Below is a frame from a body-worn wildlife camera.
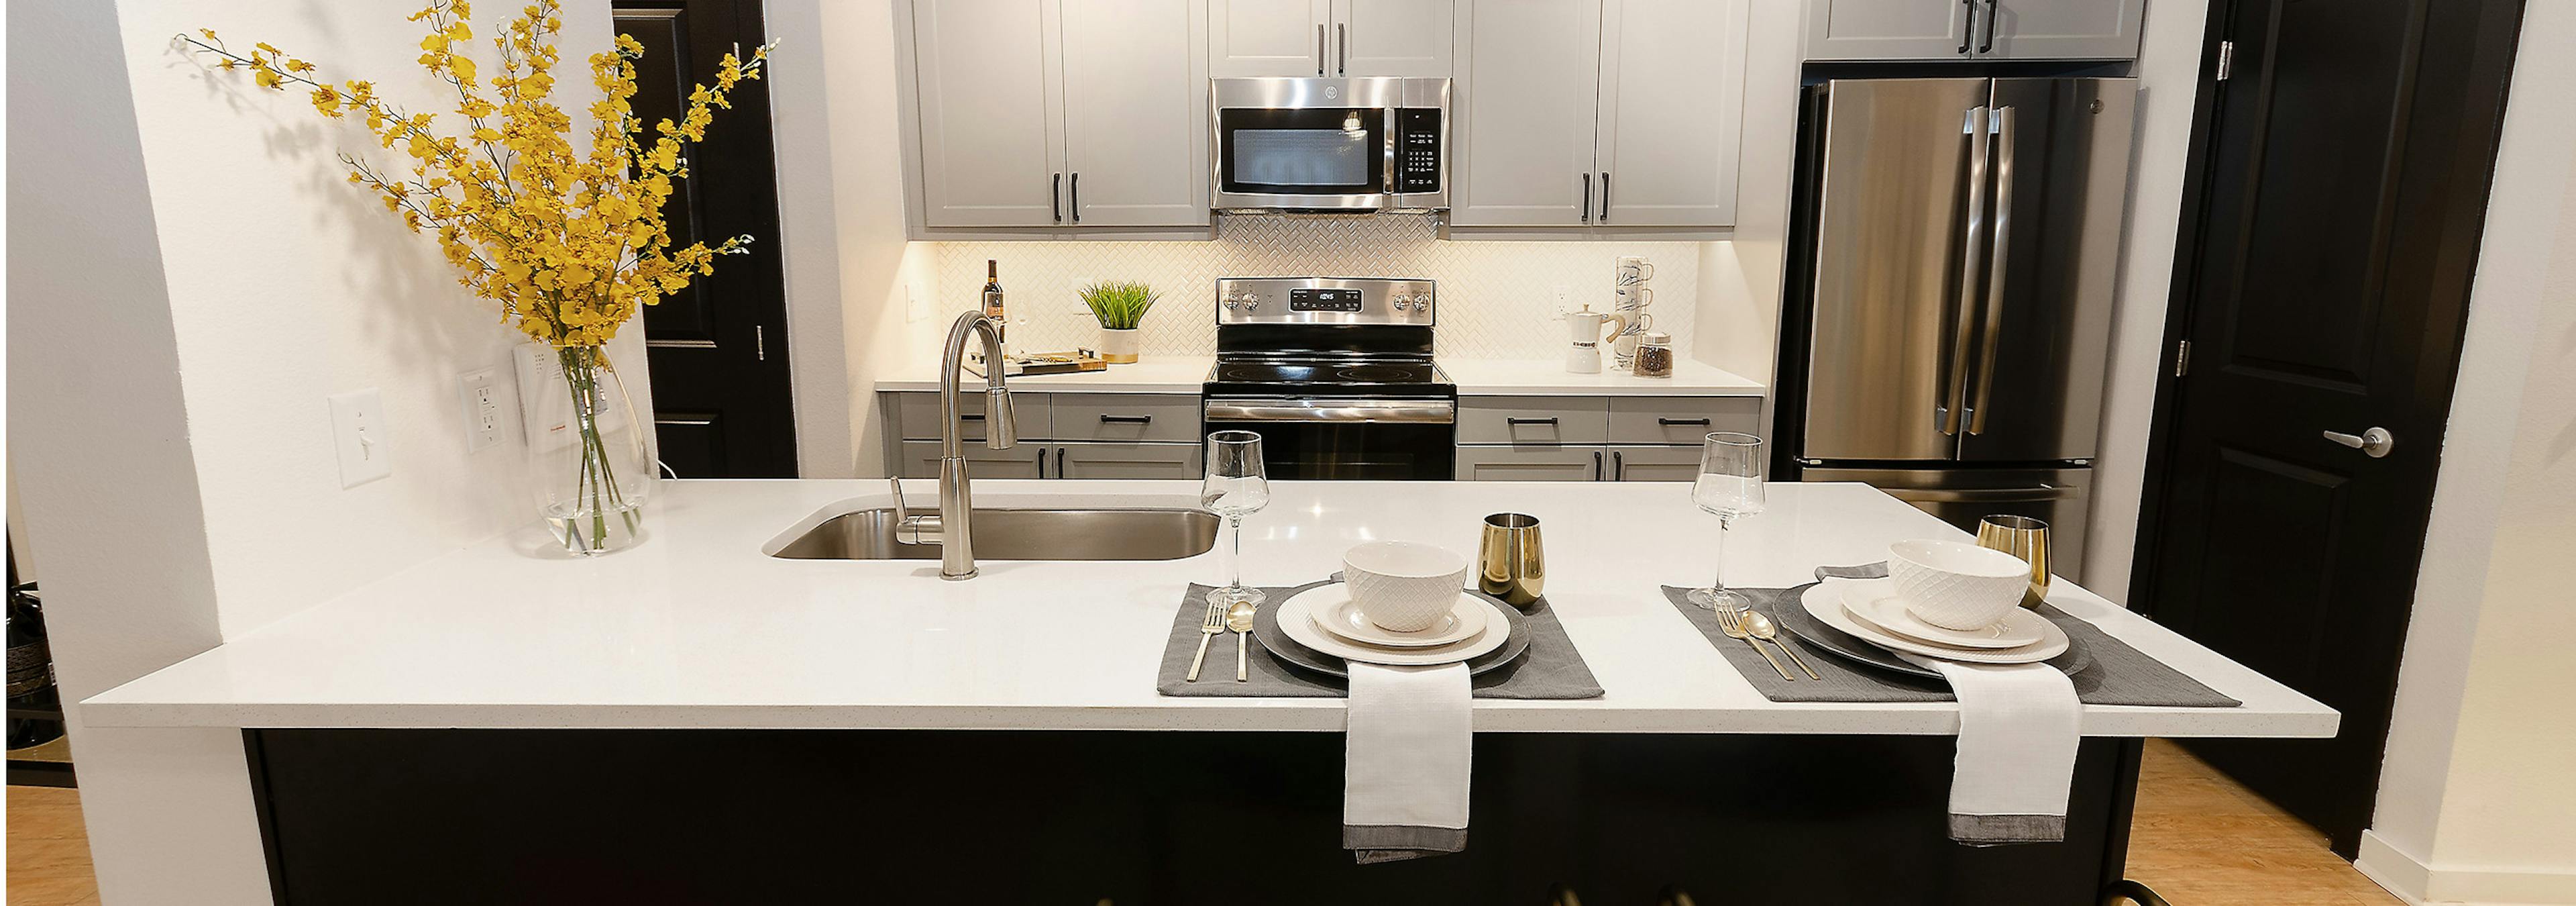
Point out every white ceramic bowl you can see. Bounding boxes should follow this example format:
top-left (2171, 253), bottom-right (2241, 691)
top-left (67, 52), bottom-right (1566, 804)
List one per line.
top-left (1342, 541), bottom-right (1470, 633)
top-left (1886, 539), bottom-right (2033, 631)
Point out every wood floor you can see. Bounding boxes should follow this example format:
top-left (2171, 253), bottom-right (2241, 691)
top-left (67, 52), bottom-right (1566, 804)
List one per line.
top-left (4, 740), bottom-right (2400, 905)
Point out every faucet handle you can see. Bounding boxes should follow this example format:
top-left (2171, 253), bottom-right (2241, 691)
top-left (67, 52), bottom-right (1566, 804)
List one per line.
top-left (890, 478), bottom-right (936, 545)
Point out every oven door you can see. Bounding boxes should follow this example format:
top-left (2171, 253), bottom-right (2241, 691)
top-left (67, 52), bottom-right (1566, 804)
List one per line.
top-left (1203, 398), bottom-right (1456, 480)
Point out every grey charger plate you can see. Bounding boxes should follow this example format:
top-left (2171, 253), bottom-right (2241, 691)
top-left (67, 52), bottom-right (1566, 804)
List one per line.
top-left (1775, 583), bottom-right (2093, 678)
top-left (1251, 583), bottom-right (1532, 678)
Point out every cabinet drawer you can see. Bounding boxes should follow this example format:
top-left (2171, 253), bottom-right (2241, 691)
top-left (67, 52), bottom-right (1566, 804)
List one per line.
top-left (892, 391), bottom-right (1052, 441)
top-left (1052, 442), bottom-right (1203, 480)
top-left (1607, 444), bottom-right (1702, 482)
top-left (1607, 397), bottom-right (1759, 444)
top-left (1458, 397), bottom-right (1609, 444)
top-left (894, 440), bottom-right (1050, 479)
top-left (1454, 445), bottom-right (1607, 482)
top-left (1051, 393), bottom-right (1202, 443)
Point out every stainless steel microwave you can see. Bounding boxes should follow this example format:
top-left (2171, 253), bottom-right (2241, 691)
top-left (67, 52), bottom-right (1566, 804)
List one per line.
top-left (1211, 77), bottom-right (1449, 213)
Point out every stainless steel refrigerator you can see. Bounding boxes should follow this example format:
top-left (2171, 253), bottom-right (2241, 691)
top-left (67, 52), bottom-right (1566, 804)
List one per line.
top-left (1779, 78), bottom-right (2137, 581)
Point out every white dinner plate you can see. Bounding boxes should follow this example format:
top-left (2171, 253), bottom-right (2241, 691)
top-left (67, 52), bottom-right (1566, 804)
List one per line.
top-left (1313, 589), bottom-right (1489, 648)
top-left (1801, 583), bottom-right (2069, 664)
top-left (1837, 578), bottom-right (2046, 650)
top-left (1277, 585), bottom-right (1510, 666)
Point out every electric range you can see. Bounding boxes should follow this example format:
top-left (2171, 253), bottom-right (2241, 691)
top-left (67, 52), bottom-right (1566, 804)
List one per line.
top-left (1201, 276), bottom-right (1456, 480)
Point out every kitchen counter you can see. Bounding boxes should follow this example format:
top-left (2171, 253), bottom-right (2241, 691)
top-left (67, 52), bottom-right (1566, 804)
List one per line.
top-left (872, 356), bottom-right (1767, 396)
top-left (86, 480), bottom-right (2333, 738)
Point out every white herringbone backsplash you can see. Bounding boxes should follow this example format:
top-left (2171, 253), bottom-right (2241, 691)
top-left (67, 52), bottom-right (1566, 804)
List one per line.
top-left (924, 215), bottom-right (1704, 360)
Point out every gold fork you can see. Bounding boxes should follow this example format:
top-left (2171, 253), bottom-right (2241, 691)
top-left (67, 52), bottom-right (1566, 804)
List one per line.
top-left (1717, 605), bottom-right (1793, 681)
top-left (1185, 598), bottom-right (1226, 683)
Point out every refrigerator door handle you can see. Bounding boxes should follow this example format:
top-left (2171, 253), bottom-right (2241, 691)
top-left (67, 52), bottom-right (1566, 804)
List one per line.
top-left (1939, 105), bottom-right (1992, 437)
top-left (1879, 484), bottom-right (2076, 504)
top-left (1966, 105), bottom-right (2016, 436)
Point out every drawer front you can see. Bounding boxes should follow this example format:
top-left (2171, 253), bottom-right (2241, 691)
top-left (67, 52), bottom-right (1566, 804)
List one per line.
top-left (1052, 442), bottom-right (1203, 480)
top-left (1051, 394), bottom-right (1202, 443)
top-left (1607, 444), bottom-right (1703, 482)
top-left (1458, 397), bottom-right (1610, 445)
top-left (892, 391), bottom-right (1053, 442)
top-left (894, 440), bottom-right (1049, 479)
top-left (1607, 397), bottom-right (1760, 444)
top-left (1454, 445), bottom-right (1608, 482)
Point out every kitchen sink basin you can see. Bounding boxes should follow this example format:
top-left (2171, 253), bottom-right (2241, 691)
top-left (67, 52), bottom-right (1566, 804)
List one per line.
top-left (769, 507), bottom-right (1220, 561)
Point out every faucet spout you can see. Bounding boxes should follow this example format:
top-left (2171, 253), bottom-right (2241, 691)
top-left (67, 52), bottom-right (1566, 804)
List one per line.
top-left (920, 311), bottom-right (1015, 579)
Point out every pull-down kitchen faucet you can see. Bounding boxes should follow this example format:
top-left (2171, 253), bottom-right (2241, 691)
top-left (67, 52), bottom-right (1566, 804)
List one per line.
top-left (892, 311), bottom-right (1016, 579)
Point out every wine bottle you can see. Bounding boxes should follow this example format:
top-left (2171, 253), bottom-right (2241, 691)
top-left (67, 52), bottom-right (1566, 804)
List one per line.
top-left (980, 259), bottom-right (1008, 358)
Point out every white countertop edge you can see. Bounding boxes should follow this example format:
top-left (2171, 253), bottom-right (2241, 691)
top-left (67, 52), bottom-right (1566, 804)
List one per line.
top-left (871, 357), bottom-right (1768, 397)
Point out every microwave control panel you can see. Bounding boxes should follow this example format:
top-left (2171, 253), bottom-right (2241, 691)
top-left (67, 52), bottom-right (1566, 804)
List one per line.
top-left (1398, 109), bottom-right (1442, 193)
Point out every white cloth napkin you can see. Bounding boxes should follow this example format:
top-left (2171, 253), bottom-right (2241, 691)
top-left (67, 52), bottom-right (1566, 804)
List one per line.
top-left (1896, 652), bottom-right (2082, 845)
top-left (1342, 661), bottom-right (1472, 863)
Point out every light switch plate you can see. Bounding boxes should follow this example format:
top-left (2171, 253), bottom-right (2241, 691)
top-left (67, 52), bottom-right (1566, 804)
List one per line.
top-left (459, 367), bottom-right (508, 452)
top-left (328, 389), bottom-right (392, 488)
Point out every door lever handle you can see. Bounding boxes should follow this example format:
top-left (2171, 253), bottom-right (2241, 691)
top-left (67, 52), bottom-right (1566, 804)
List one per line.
top-left (2322, 427), bottom-right (2394, 458)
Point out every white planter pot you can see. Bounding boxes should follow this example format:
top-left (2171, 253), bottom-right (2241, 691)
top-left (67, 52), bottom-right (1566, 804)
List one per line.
top-left (1099, 327), bottom-right (1140, 363)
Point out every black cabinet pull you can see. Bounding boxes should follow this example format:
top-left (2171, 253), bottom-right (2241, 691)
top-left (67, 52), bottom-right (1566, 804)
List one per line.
top-left (1506, 417), bottom-right (1558, 426)
top-left (1337, 23), bottom-right (1348, 74)
top-left (1317, 24), bottom-right (1326, 76)
top-left (1958, 0), bottom-right (1975, 54)
top-left (1599, 171), bottom-right (1611, 221)
top-left (1980, 0), bottom-right (1999, 53)
top-left (1056, 447), bottom-right (1067, 476)
top-left (1612, 450), bottom-right (1626, 481)
top-left (1657, 417), bottom-right (1711, 426)
top-left (960, 413), bottom-right (985, 421)
top-left (1069, 172), bottom-right (1081, 223)
top-left (1099, 414), bottom-right (1151, 424)
top-left (1580, 172), bottom-right (1593, 223)
top-left (1035, 446), bottom-right (1047, 479)
top-left (1592, 450), bottom-right (1604, 481)
top-left (1051, 172), bottom-right (1063, 222)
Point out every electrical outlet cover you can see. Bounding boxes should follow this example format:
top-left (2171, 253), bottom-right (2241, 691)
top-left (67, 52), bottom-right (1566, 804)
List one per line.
top-left (329, 389), bottom-right (392, 488)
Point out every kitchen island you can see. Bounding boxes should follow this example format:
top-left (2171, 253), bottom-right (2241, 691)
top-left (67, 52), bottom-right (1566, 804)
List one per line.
top-left (89, 480), bottom-right (2334, 904)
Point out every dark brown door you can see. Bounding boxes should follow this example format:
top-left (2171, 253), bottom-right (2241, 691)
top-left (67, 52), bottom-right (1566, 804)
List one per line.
top-left (2132, 0), bottom-right (2524, 854)
top-left (618, 0), bottom-right (798, 477)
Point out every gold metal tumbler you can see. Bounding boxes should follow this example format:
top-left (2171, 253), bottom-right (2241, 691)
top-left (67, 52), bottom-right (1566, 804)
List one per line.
top-left (1478, 513), bottom-right (1546, 609)
top-left (1976, 515), bottom-right (2051, 608)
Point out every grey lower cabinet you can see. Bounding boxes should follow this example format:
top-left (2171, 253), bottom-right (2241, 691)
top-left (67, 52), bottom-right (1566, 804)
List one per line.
top-left (1052, 441), bottom-right (1203, 479)
top-left (894, 440), bottom-right (1049, 479)
top-left (882, 391), bottom-right (1202, 480)
top-left (1605, 444), bottom-right (1702, 482)
top-left (1455, 444), bottom-right (1607, 481)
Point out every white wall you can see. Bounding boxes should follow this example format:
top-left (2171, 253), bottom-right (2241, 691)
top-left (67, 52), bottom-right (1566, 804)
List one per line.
top-left (2082, 0), bottom-right (2208, 603)
top-left (2359, 5), bottom-right (2576, 903)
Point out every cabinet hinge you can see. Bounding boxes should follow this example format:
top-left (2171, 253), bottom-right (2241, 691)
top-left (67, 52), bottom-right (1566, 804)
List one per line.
top-left (2174, 339), bottom-right (2193, 377)
top-left (2215, 40), bottom-right (2235, 81)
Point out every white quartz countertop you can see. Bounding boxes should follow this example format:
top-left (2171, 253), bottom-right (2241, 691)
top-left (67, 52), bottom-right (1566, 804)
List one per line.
top-left (85, 480), bottom-right (2334, 738)
top-left (874, 357), bottom-right (1765, 397)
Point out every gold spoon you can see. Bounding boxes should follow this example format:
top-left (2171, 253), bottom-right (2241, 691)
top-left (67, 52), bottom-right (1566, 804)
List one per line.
top-left (1743, 609), bottom-right (1821, 680)
top-left (1226, 601), bottom-right (1258, 683)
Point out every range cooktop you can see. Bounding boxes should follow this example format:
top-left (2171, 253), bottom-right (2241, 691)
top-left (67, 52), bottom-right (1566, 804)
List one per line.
top-left (1203, 356), bottom-right (1454, 398)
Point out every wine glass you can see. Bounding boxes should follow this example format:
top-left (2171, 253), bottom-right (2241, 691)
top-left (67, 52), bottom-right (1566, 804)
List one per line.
top-left (1201, 430), bottom-right (1271, 609)
top-left (1685, 432), bottom-right (1767, 611)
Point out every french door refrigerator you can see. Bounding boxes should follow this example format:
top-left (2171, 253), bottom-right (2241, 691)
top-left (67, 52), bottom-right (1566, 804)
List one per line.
top-left (1777, 78), bottom-right (2137, 581)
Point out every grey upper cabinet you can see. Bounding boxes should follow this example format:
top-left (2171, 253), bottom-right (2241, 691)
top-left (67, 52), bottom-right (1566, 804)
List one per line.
top-left (1210, 0), bottom-right (1450, 77)
top-left (1451, 0), bottom-right (1746, 230)
top-left (1448, 0), bottom-right (1605, 227)
top-left (908, 0), bottom-right (1209, 229)
top-left (1805, 0), bottom-right (2142, 62)
top-left (910, 0), bottom-right (1066, 227)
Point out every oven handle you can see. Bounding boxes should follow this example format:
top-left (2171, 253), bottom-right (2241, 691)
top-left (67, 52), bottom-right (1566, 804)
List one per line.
top-left (1203, 398), bottom-right (1457, 424)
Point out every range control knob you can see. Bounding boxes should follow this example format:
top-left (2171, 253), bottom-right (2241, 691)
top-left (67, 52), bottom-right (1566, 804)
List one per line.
top-left (1224, 298), bottom-right (1240, 309)
top-left (1391, 299), bottom-right (1410, 311)
top-left (1244, 299), bottom-right (1260, 310)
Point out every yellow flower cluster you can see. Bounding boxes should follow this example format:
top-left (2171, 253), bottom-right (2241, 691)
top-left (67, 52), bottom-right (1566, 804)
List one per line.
top-left (183, 1), bottom-right (772, 348)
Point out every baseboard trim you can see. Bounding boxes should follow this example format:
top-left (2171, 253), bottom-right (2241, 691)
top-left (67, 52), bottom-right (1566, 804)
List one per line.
top-left (2357, 829), bottom-right (2576, 905)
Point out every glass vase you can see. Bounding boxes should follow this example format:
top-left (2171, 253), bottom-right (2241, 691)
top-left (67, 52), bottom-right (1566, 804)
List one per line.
top-left (529, 344), bottom-right (653, 554)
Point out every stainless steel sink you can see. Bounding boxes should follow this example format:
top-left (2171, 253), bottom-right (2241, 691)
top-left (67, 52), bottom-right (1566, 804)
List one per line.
top-left (771, 507), bottom-right (1220, 561)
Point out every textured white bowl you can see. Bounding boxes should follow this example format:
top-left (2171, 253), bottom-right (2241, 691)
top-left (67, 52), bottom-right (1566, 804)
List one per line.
top-left (1886, 539), bottom-right (2032, 631)
top-left (1342, 542), bottom-right (1471, 633)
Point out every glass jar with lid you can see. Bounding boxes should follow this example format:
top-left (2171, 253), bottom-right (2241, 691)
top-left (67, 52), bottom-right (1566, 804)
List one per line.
top-left (1633, 331), bottom-right (1675, 378)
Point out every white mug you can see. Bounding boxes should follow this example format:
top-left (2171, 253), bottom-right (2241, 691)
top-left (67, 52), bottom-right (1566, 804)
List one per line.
top-left (1615, 285), bottom-right (1654, 309)
top-left (1617, 256), bottom-right (1656, 285)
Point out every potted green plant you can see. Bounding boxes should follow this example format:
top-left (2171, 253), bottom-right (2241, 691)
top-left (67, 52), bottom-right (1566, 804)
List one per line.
top-left (1080, 281), bottom-right (1157, 364)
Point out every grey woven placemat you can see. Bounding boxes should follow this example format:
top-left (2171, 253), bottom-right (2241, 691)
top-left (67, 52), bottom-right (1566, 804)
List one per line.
top-left (1157, 580), bottom-right (1603, 699)
top-left (1662, 579), bottom-right (2238, 707)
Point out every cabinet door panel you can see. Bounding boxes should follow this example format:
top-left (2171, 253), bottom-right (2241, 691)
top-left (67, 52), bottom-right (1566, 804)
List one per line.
top-left (1804, 0), bottom-right (1975, 61)
top-left (912, 0), bottom-right (1065, 226)
top-left (1063, 0), bottom-right (1211, 226)
top-left (1984, 0), bottom-right (2145, 60)
top-left (897, 440), bottom-right (1051, 479)
top-left (1210, 0), bottom-right (1330, 76)
top-left (1595, 0), bottom-right (1746, 227)
top-left (1448, 0), bottom-right (1604, 227)
top-left (1053, 442), bottom-right (1203, 479)
top-left (1606, 444), bottom-right (1697, 482)
top-left (1332, 0), bottom-right (1453, 77)
top-left (1455, 446), bottom-right (1607, 481)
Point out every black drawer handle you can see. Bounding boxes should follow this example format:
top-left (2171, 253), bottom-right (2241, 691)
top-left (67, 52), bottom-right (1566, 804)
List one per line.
top-left (1099, 415), bottom-right (1152, 424)
top-left (1507, 417), bottom-right (1560, 426)
top-left (1657, 417), bottom-right (1711, 427)
top-left (961, 413), bottom-right (985, 421)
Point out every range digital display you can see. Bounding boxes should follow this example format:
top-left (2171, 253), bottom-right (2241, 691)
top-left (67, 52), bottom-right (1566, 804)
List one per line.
top-left (1289, 288), bottom-right (1364, 311)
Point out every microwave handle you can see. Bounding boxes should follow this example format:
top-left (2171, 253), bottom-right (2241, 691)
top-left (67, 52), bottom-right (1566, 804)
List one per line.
top-left (1384, 108), bottom-right (1400, 195)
